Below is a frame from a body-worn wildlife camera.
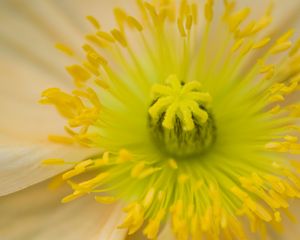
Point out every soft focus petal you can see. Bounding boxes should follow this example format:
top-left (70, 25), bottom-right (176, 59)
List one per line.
top-left (0, 179), bottom-right (124, 240)
top-left (96, 204), bottom-right (128, 240)
top-left (0, 0), bottom-right (126, 139)
top-left (0, 137), bottom-right (99, 196)
top-left (158, 222), bottom-right (174, 240)
top-left (267, 202), bottom-right (300, 240)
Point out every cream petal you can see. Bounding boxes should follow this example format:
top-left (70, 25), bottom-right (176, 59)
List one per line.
top-left (56, 0), bottom-right (133, 30)
top-left (158, 222), bottom-right (174, 240)
top-left (266, 202), bottom-right (300, 240)
top-left (0, 0), bottom-right (83, 140)
top-left (96, 204), bottom-right (128, 240)
top-left (0, 58), bottom-right (70, 141)
top-left (0, 179), bottom-right (122, 240)
top-left (0, 138), bottom-right (100, 196)
top-left (0, 0), bottom-right (108, 196)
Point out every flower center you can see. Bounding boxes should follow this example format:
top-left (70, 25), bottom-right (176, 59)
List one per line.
top-left (148, 75), bottom-right (216, 157)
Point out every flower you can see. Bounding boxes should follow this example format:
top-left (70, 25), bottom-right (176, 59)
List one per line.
top-left (1, 0), bottom-right (300, 239)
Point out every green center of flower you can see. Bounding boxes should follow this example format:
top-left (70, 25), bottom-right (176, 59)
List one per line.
top-left (148, 75), bottom-right (216, 157)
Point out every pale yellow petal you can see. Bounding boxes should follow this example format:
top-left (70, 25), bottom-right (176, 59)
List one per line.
top-left (0, 138), bottom-right (99, 196)
top-left (0, 180), bottom-right (121, 240)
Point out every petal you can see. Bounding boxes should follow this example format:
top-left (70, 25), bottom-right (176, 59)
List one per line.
top-left (0, 138), bottom-right (100, 196)
top-left (0, 179), bottom-right (124, 240)
top-left (0, 0), bottom-right (83, 140)
top-left (96, 204), bottom-right (128, 240)
top-left (0, 58), bottom-right (70, 141)
top-left (158, 222), bottom-right (174, 240)
top-left (268, 202), bottom-right (300, 240)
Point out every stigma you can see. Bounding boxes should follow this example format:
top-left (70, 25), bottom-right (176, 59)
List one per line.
top-left (148, 75), bottom-right (216, 157)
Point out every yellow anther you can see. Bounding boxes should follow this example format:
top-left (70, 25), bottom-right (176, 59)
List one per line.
top-left (48, 135), bottom-right (75, 144)
top-left (253, 37), bottom-right (271, 49)
top-left (265, 142), bottom-right (283, 151)
top-left (119, 149), bottom-right (132, 162)
top-left (236, 21), bottom-right (255, 38)
top-left (228, 8), bottom-right (250, 32)
top-left (66, 65), bottom-right (91, 85)
top-left (168, 159), bottom-right (178, 169)
top-left (283, 182), bottom-right (300, 198)
top-left (120, 202), bottom-right (145, 235)
top-left (157, 191), bottom-right (165, 202)
top-left (274, 211), bottom-right (282, 222)
top-left (191, 3), bottom-right (198, 24)
top-left (268, 94), bottom-right (284, 103)
top-left (205, 0), bottom-right (214, 22)
top-left (289, 39), bottom-right (300, 56)
top-left (268, 105), bottom-right (281, 114)
top-left (86, 15), bottom-right (101, 29)
top-left (223, 0), bottom-right (236, 20)
top-left (240, 41), bottom-right (254, 56)
top-left (185, 15), bottom-right (193, 30)
top-left (231, 38), bottom-right (244, 52)
top-left (143, 209), bottom-right (166, 239)
top-left (143, 188), bottom-right (155, 208)
top-left (245, 198), bottom-right (272, 222)
top-left (42, 158), bottom-right (65, 165)
top-left (79, 172), bottom-right (109, 189)
top-left (95, 196), bottom-right (117, 204)
top-left (284, 135), bottom-right (298, 143)
top-left (95, 79), bottom-right (109, 89)
top-left (114, 8), bottom-right (127, 28)
top-left (269, 190), bottom-right (289, 208)
top-left (83, 61), bottom-right (100, 76)
top-left (96, 31), bottom-right (115, 42)
top-left (102, 152), bottom-right (110, 164)
top-left (84, 47), bottom-right (108, 66)
top-left (63, 168), bottom-right (85, 180)
top-left (61, 191), bottom-right (84, 203)
top-left (231, 186), bottom-right (248, 199)
top-left (277, 29), bottom-right (294, 43)
top-left (127, 16), bottom-right (143, 31)
top-left (55, 43), bottom-right (74, 56)
top-left (260, 64), bottom-right (274, 74)
top-left (252, 16), bottom-right (272, 33)
top-left (144, 2), bottom-right (160, 25)
top-left (270, 41), bottom-right (292, 54)
top-left (291, 160), bottom-right (300, 173)
top-left (179, 0), bottom-right (188, 19)
top-left (85, 34), bottom-right (106, 48)
top-left (138, 167), bottom-right (161, 179)
top-left (177, 17), bottom-right (186, 37)
top-left (111, 29), bottom-right (127, 47)
top-left (62, 160), bottom-right (93, 180)
top-left (131, 162), bottom-right (146, 177)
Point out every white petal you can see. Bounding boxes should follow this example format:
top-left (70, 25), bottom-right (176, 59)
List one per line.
top-left (0, 180), bottom-right (123, 240)
top-left (0, 138), bottom-right (99, 196)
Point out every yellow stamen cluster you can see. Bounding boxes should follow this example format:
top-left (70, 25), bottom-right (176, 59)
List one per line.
top-left (41, 0), bottom-right (300, 239)
top-left (40, 87), bottom-right (101, 146)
